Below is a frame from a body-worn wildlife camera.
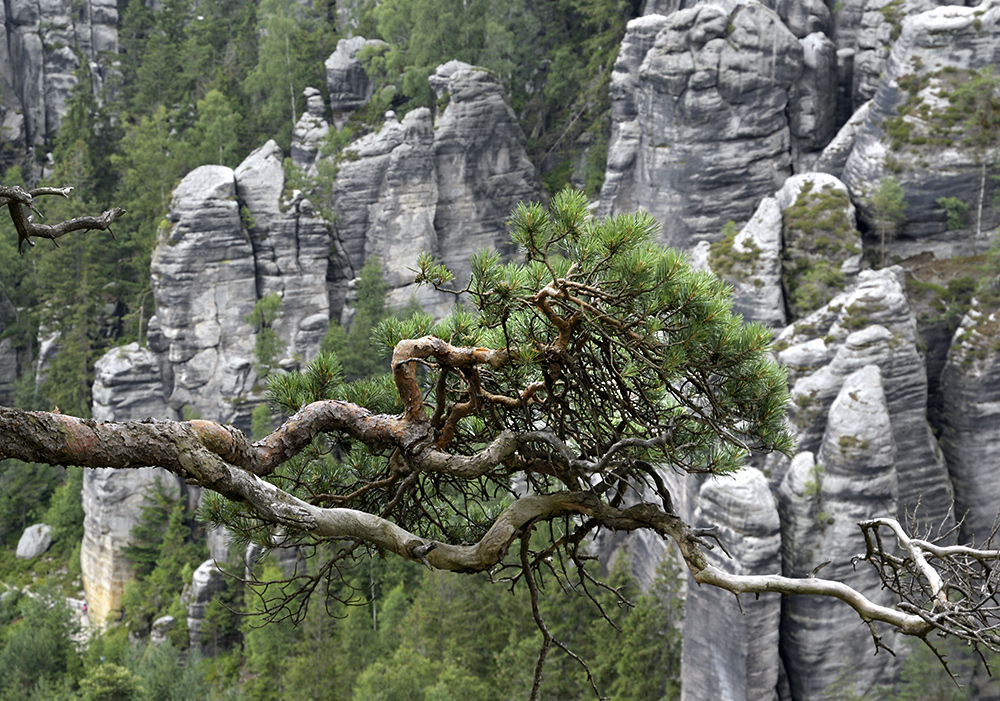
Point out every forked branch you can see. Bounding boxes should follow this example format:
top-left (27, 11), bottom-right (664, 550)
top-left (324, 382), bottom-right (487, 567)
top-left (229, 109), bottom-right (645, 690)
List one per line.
top-left (0, 184), bottom-right (125, 253)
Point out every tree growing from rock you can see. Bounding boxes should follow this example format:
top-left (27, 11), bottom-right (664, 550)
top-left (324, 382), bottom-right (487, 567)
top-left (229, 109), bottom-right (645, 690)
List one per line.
top-left (2, 187), bottom-right (1000, 694)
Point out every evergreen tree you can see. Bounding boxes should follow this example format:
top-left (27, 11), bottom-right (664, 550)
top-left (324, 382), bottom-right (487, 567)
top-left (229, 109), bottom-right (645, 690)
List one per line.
top-left (320, 258), bottom-right (396, 381)
top-left (186, 89), bottom-right (243, 168)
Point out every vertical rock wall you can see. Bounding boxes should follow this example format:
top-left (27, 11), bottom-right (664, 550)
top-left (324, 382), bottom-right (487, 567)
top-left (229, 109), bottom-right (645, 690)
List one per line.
top-left (680, 469), bottom-right (782, 701)
top-left (84, 342), bottom-right (178, 624)
top-left (779, 366), bottom-right (899, 699)
top-left (0, 0), bottom-right (118, 169)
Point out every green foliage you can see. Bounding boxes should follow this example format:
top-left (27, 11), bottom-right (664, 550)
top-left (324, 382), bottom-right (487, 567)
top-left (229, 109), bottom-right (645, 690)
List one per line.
top-left (870, 176), bottom-right (907, 268)
top-left (709, 220), bottom-right (758, 280)
top-left (321, 258), bottom-right (397, 381)
top-left (186, 90), bottom-right (243, 167)
top-left (610, 561), bottom-right (683, 701)
top-left (0, 460), bottom-right (60, 546)
top-left (0, 588), bottom-right (81, 696)
top-left (42, 466), bottom-right (85, 546)
top-left (937, 196), bottom-right (970, 230)
top-left (122, 480), bottom-right (206, 635)
top-left (244, 0), bottom-right (339, 149)
top-left (79, 663), bottom-right (146, 701)
top-left (245, 293), bottom-right (286, 376)
top-left (361, 0), bottom-right (634, 173)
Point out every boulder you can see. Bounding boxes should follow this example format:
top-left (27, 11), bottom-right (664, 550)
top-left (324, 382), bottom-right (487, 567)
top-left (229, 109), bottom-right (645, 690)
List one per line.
top-left (150, 615), bottom-right (175, 645)
top-left (16, 523), bottom-right (53, 559)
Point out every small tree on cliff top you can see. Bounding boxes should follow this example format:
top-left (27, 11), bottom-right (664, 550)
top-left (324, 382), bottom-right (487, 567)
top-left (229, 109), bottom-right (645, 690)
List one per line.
top-left (2, 185), bottom-right (998, 695)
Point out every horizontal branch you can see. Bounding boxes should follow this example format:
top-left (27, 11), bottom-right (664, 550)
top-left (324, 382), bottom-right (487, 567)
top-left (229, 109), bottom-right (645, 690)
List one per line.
top-left (693, 565), bottom-right (932, 637)
top-left (1, 183), bottom-right (126, 253)
top-left (0, 405), bottom-right (959, 642)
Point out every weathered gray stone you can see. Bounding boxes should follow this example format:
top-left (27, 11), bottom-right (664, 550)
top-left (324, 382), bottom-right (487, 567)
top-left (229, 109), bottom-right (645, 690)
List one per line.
top-left (940, 303), bottom-right (1000, 545)
top-left (853, 0), bottom-right (956, 109)
top-left (599, 14), bottom-right (672, 221)
top-left (707, 196), bottom-right (786, 328)
top-left (842, 3), bottom-right (1000, 259)
top-left (779, 365), bottom-right (899, 700)
top-left (151, 165), bottom-right (258, 427)
top-left (599, 4), bottom-right (802, 248)
top-left (681, 468), bottom-right (781, 701)
top-left (329, 62), bottom-right (543, 317)
top-left (150, 615), bottom-right (175, 645)
top-left (432, 65), bottom-right (543, 286)
top-left (290, 87), bottom-right (330, 175)
top-left (84, 342), bottom-right (177, 626)
top-left (0, 0), bottom-right (118, 162)
top-left (776, 172), bottom-right (862, 320)
top-left (184, 559), bottom-right (228, 652)
top-left (16, 523), bottom-right (53, 559)
top-left (788, 32), bottom-right (839, 171)
top-left (235, 141), bottom-right (331, 363)
top-left (331, 108), bottom-right (445, 315)
top-left (814, 100), bottom-right (871, 177)
top-left (775, 269), bottom-right (954, 532)
top-left (325, 36), bottom-right (386, 129)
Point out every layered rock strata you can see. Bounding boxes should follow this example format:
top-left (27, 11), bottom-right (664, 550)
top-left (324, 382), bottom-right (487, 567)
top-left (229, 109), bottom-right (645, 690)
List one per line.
top-left (0, 0), bottom-right (118, 166)
top-left (779, 365), bottom-right (899, 699)
top-left (940, 303), bottom-right (1000, 545)
top-left (325, 36), bottom-right (386, 130)
top-left (774, 269), bottom-right (953, 533)
top-left (680, 468), bottom-right (781, 701)
top-left (85, 342), bottom-right (178, 624)
top-left (599, 4), bottom-right (807, 247)
top-left (841, 3), bottom-right (1000, 258)
top-left (330, 61), bottom-right (544, 315)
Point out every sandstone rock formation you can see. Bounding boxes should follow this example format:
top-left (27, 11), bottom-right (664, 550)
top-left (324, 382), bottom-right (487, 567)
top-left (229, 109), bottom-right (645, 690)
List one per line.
top-left (0, 0), bottom-right (118, 169)
top-left (149, 165), bottom-right (260, 428)
top-left (940, 303), bottom-right (1000, 545)
top-left (84, 342), bottom-right (178, 624)
top-left (707, 197), bottom-right (786, 328)
top-left (325, 36), bottom-right (387, 131)
top-left (599, 4), bottom-right (807, 247)
top-left (841, 3), bottom-right (1000, 259)
top-left (680, 468), bottom-right (781, 701)
top-left (776, 172), bottom-right (862, 320)
top-left (330, 61), bottom-right (544, 315)
top-left (774, 269), bottom-right (954, 534)
top-left (779, 366), bottom-right (899, 699)
top-left (291, 87), bottom-right (331, 176)
top-left (185, 559), bottom-right (229, 653)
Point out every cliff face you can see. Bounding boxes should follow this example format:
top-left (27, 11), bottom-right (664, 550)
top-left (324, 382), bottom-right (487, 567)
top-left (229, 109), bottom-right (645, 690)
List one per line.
top-left (330, 61), bottom-right (545, 317)
top-left (84, 342), bottom-right (178, 624)
top-left (600, 4), bottom-right (806, 246)
top-left (0, 0), bottom-right (117, 171)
